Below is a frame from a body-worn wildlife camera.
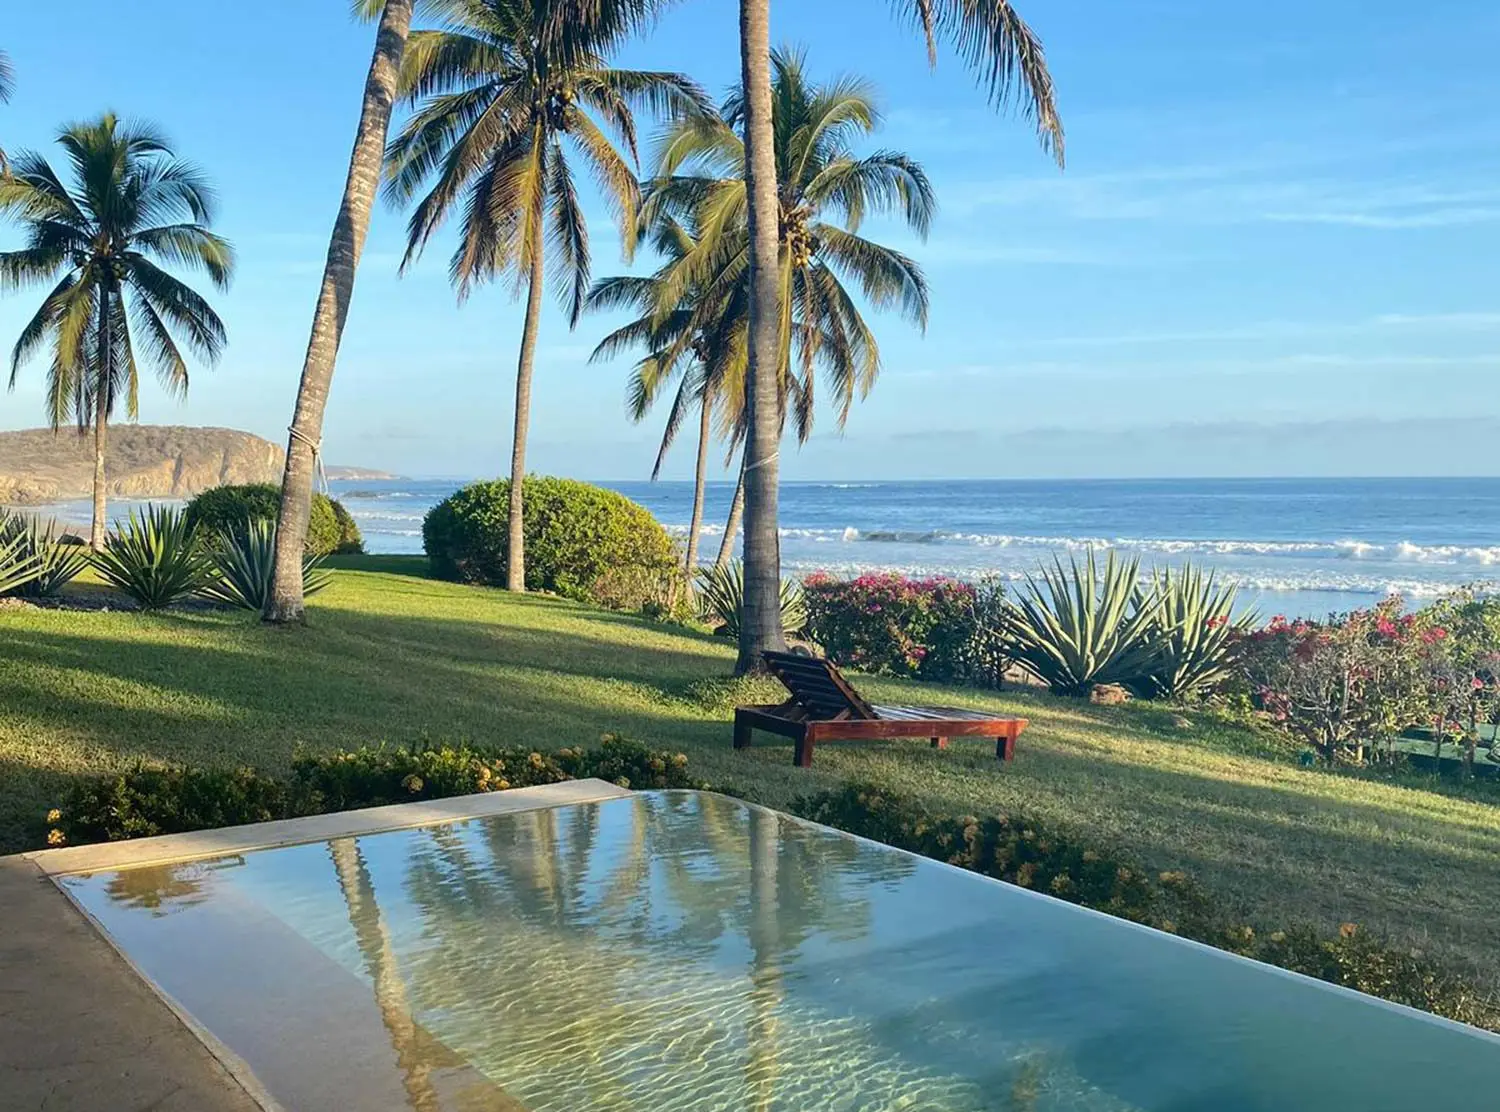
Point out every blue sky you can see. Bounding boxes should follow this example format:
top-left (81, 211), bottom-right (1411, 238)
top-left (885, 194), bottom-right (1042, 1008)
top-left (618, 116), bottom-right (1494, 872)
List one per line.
top-left (3, 0), bottom-right (1498, 479)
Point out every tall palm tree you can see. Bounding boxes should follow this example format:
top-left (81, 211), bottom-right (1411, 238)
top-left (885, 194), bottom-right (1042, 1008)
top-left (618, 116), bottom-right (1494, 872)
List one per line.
top-left (587, 213), bottom-right (744, 583)
top-left (265, 0), bottom-right (415, 624)
top-left (0, 115), bottom-right (233, 549)
top-left (384, 0), bottom-right (705, 593)
top-left (603, 51), bottom-right (933, 581)
top-left (732, 0), bottom-right (1063, 673)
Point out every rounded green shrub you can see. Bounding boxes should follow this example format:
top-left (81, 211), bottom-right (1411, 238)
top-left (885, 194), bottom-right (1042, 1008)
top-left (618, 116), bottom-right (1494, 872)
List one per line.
top-left (327, 498), bottom-right (365, 554)
top-left (423, 476), bottom-right (676, 605)
top-left (183, 483), bottom-right (355, 557)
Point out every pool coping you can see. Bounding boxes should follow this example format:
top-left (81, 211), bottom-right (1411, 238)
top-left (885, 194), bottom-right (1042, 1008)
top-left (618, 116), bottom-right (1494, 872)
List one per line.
top-left (1, 779), bottom-right (634, 1112)
top-left (21, 777), bottom-right (635, 876)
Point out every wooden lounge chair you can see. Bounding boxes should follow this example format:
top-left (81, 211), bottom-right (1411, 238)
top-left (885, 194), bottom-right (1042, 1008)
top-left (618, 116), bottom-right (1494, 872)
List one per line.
top-left (734, 650), bottom-right (1028, 768)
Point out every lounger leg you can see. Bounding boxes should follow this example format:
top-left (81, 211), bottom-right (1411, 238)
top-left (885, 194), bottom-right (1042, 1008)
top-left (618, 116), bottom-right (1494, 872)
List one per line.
top-left (733, 712), bottom-right (753, 750)
top-left (795, 728), bottom-right (814, 768)
top-left (930, 736), bottom-right (948, 749)
top-left (996, 728), bottom-right (1017, 762)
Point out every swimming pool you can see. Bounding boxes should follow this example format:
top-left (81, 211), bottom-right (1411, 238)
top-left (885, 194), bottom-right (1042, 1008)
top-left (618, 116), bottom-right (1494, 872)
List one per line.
top-left (61, 791), bottom-right (1500, 1110)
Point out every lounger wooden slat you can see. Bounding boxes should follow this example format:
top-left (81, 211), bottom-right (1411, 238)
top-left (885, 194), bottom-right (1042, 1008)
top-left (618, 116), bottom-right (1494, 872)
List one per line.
top-left (734, 651), bottom-right (1027, 767)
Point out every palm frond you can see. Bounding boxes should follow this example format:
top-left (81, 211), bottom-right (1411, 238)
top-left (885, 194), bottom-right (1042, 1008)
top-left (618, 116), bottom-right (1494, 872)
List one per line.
top-left (130, 223), bottom-right (234, 288)
top-left (805, 151), bottom-right (935, 236)
top-left (898, 0), bottom-right (1063, 163)
top-left (123, 256), bottom-right (228, 361)
top-left (545, 143), bottom-right (590, 325)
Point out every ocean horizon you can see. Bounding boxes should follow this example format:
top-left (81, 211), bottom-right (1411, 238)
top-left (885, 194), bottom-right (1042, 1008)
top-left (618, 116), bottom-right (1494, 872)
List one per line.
top-left (29, 475), bottom-right (1500, 621)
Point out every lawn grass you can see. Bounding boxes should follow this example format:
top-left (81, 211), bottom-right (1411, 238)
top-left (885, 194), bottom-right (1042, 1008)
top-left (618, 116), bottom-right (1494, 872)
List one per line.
top-left (3, 558), bottom-right (1499, 990)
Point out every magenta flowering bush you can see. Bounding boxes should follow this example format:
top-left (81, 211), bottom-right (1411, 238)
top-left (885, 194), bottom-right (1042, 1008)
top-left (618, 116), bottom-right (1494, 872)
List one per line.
top-left (1238, 592), bottom-right (1500, 767)
top-left (801, 571), bottom-right (1007, 686)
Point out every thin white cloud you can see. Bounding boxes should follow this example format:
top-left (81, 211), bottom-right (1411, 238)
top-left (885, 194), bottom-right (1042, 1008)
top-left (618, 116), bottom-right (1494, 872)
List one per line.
top-left (1025, 310), bottom-right (1500, 349)
top-left (950, 162), bottom-right (1500, 230)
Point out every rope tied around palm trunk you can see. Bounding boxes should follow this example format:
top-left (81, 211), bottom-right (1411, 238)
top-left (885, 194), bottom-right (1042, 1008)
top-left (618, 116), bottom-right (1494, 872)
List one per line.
top-left (288, 425), bottom-right (329, 495)
top-left (744, 449), bottom-right (779, 474)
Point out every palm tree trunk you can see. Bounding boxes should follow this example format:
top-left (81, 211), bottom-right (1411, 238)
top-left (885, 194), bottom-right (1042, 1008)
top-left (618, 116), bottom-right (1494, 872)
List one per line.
top-left (506, 221), bottom-right (547, 593)
top-left (714, 453), bottom-right (746, 573)
top-left (89, 286), bottom-right (112, 551)
top-left (264, 0), bottom-right (413, 624)
top-left (735, 0), bottom-right (787, 673)
top-left (683, 391), bottom-right (711, 583)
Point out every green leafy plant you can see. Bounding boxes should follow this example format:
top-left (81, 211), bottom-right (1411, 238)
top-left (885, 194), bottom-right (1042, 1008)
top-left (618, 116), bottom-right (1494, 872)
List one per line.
top-left (183, 483), bottom-right (351, 557)
top-left (92, 505), bottom-right (212, 609)
top-left (0, 519), bottom-right (43, 596)
top-left (17, 518), bottom-right (89, 598)
top-left (423, 477), bottom-right (677, 604)
top-left (696, 560), bottom-right (806, 640)
top-left (48, 736), bottom-right (700, 847)
top-left (1004, 549), bottom-right (1164, 695)
top-left (0, 511), bottom-right (90, 598)
top-left (50, 766), bottom-right (298, 844)
top-left (1136, 563), bottom-right (1255, 699)
top-left (200, 519), bottom-right (331, 612)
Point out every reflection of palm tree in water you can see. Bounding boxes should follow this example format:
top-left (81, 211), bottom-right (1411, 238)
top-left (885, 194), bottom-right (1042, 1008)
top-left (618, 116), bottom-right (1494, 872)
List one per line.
top-left (746, 805), bottom-right (782, 1112)
top-left (330, 837), bottom-right (444, 1112)
top-left (387, 797), bottom-right (1037, 1110)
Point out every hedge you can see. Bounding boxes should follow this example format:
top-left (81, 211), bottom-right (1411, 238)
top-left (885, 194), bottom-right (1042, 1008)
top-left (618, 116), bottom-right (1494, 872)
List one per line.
top-left (46, 735), bottom-right (698, 846)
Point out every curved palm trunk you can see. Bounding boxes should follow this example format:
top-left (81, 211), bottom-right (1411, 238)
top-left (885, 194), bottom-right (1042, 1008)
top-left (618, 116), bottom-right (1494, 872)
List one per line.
top-left (683, 391), bottom-right (712, 584)
top-left (735, 0), bottom-right (787, 673)
top-left (714, 452), bottom-right (746, 573)
top-left (89, 286), bottom-right (112, 550)
top-left (507, 225), bottom-right (547, 593)
top-left (264, 0), bottom-right (413, 623)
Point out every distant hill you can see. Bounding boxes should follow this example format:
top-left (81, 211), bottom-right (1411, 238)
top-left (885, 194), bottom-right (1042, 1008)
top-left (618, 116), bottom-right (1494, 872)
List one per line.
top-left (0, 425), bottom-right (286, 504)
top-left (325, 465), bottom-right (401, 481)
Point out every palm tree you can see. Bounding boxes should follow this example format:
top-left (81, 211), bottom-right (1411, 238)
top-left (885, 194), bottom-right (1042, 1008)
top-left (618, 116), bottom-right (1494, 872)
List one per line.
top-left (587, 213), bottom-right (744, 584)
top-left (600, 51), bottom-right (933, 581)
top-left (382, 0), bottom-right (705, 593)
top-left (0, 50), bottom-right (15, 177)
top-left (0, 115), bottom-right (233, 549)
top-left (731, 0), bottom-right (1063, 673)
top-left (265, 0), bottom-right (414, 624)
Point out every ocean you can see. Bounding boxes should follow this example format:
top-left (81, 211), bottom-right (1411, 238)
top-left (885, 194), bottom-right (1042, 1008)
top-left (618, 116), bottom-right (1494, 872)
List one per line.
top-left (30, 477), bottom-right (1500, 619)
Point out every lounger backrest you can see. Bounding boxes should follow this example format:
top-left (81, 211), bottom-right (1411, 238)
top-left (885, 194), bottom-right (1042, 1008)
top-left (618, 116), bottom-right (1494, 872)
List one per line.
top-left (762, 651), bottom-right (878, 720)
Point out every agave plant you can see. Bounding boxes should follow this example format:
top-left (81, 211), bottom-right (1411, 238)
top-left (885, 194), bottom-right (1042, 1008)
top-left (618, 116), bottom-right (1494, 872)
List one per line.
top-left (1003, 549), bottom-right (1164, 696)
top-left (1135, 563), bottom-right (1256, 699)
top-left (697, 561), bottom-right (806, 641)
top-left (201, 520), bottom-right (330, 611)
top-left (92, 505), bottom-right (211, 610)
top-left (0, 520), bottom-right (43, 596)
top-left (0, 511), bottom-right (89, 598)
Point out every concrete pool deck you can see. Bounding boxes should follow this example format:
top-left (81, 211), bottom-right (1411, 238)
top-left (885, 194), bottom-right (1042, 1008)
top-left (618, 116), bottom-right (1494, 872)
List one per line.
top-left (0, 779), bottom-right (633, 1112)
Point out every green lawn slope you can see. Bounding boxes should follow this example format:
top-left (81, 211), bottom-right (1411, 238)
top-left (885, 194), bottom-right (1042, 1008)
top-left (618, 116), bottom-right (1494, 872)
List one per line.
top-left (3, 557), bottom-right (1497, 991)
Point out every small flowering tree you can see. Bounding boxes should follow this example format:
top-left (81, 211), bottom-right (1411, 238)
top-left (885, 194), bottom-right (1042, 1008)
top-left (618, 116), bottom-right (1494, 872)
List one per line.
top-left (1243, 599), bottom-right (1437, 765)
top-left (1421, 587), bottom-right (1500, 772)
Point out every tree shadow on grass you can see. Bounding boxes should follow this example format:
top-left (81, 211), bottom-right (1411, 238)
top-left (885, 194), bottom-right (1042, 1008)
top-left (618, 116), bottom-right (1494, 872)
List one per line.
top-left (0, 612), bottom-right (751, 791)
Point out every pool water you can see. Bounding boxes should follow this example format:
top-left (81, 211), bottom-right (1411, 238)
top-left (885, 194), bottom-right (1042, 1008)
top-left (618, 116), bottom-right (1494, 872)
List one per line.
top-left (63, 792), bottom-right (1500, 1111)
